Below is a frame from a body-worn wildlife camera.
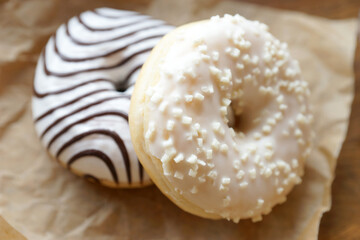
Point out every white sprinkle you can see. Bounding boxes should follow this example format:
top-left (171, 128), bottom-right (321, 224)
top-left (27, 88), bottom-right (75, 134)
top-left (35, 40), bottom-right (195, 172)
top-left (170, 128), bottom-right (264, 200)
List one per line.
top-left (188, 169), bottom-right (197, 177)
top-left (233, 160), bottom-right (241, 170)
top-left (244, 74), bottom-right (253, 82)
top-left (249, 168), bottom-right (257, 179)
top-left (242, 54), bottom-right (250, 63)
top-left (253, 132), bottom-right (261, 140)
top-left (185, 133), bottom-right (193, 141)
top-left (174, 153), bottom-right (184, 163)
top-left (172, 93), bottom-right (181, 103)
top-left (219, 184), bottom-right (229, 192)
top-left (264, 150), bottom-right (273, 161)
top-left (239, 181), bottom-right (248, 189)
top-left (252, 67), bottom-right (261, 75)
top-left (194, 92), bottom-right (205, 101)
top-left (291, 159), bottom-right (299, 168)
top-left (209, 66), bottom-right (222, 78)
top-left (185, 94), bottom-right (193, 103)
top-left (150, 92), bottom-right (163, 104)
top-left (220, 106), bottom-right (228, 117)
top-left (145, 87), bottom-right (154, 96)
top-left (174, 171), bottom-right (184, 180)
top-left (262, 125), bottom-right (272, 134)
top-left (254, 155), bottom-right (261, 164)
top-left (222, 177), bottom-right (231, 185)
top-left (200, 129), bottom-right (208, 138)
top-left (212, 122), bottom-right (221, 132)
top-left (182, 116), bottom-right (192, 125)
top-left (198, 175), bottom-right (206, 183)
top-left (172, 108), bottom-right (183, 118)
top-left (248, 145), bottom-right (257, 153)
top-left (207, 170), bottom-right (218, 180)
top-left (279, 104), bottom-right (288, 111)
top-left (236, 170), bottom-right (245, 180)
top-left (186, 154), bottom-right (198, 164)
top-left (267, 118), bottom-right (276, 126)
top-left (252, 55), bottom-right (259, 65)
top-left (247, 210), bottom-right (254, 218)
top-left (257, 199), bottom-right (264, 208)
top-left (296, 113), bottom-right (306, 124)
top-left (161, 153), bottom-right (170, 163)
top-left (230, 48), bottom-right (240, 58)
top-left (276, 95), bottom-right (284, 104)
top-left (220, 143), bottom-right (229, 154)
top-left (274, 112), bottom-right (283, 120)
top-left (159, 101), bottom-right (168, 112)
top-left (285, 68), bottom-right (296, 78)
top-left (265, 142), bottom-right (273, 149)
top-left (222, 98), bottom-right (231, 106)
top-left (289, 120), bottom-right (295, 128)
top-left (241, 153), bottom-right (249, 162)
top-left (166, 120), bottom-right (175, 131)
top-left (211, 138), bottom-right (220, 151)
top-left (162, 162), bottom-right (171, 176)
top-left (229, 128), bottom-right (236, 137)
top-left (264, 168), bottom-right (272, 178)
top-left (236, 63), bottom-right (245, 70)
top-left (197, 138), bottom-right (203, 147)
top-left (263, 53), bottom-right (272, 62)
top-left (165, 147), bottom-right (177, 158)
top-left (145, 122), bottom-right (156, 141)
top-left (282, 130), bottom-right (290, 136)
top-left (298, 138), bottom-right (305, 145)
top-left (190, 186), bottom-right (198, 194)
top-left (211, 51), bottom-right (219, 61)
top-left (207, 163), bottom-right (215, 169)
top-left (197, 159), bottom-right (206, 166)
top-left (198, 44), bottom-right (207, 53)
top-left (295, 128), bottom-right (303, 137)
top-left (277, 187), bottom-right (284, 194)
top-left (223, 196), bottom-right (231, 207)
top-left (205, 149), bottom-right (213, 160)
top-left (162, 138), bottom-right (173, 148)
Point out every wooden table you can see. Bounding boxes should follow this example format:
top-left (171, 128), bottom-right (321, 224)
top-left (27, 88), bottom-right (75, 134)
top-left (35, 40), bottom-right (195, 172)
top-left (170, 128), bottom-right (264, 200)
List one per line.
top-left (239, 1), bottom-right (360, 239)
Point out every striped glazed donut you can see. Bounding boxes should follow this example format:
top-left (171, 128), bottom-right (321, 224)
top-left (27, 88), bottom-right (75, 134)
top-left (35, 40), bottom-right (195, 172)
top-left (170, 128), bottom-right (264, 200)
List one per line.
top-left (32, 8), bottom-right (174, 188)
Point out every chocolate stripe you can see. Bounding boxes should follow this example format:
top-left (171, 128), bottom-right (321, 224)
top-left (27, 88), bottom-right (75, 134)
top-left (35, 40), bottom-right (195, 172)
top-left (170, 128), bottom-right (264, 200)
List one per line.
top-left (138, 159), bottom-right (144, 183)
top-left (33, 78), bottom-right (113, 98)
top-left (66, 21), bottom-right (169, 46)
top-left (116, 64), bottom-right (143, 91)
top-left (92, 9), bottom-right (138, 19)
top-left (47, 111), bottom-right (128, 149)
top-left (68, 149), bottom-right (119, 184)
top-left (40, 96), bottom-right (128, 138)
top-left (35, 88), bottom-right (113, 122)
top-left (54, 32), bottom-right (164, 62)
top-left (56, 129), bottom-right (132, 184)
top-left (44, 45), bottom-right (152, 77)
top-left (77, 14), bottom-right (150, 31)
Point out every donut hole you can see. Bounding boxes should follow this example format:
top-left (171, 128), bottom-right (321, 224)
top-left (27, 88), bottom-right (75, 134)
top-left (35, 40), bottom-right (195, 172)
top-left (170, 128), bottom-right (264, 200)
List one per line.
top-left (227, 102), bottom-right (246, 134)
top-left (115, 82), bottom-right (130, 92)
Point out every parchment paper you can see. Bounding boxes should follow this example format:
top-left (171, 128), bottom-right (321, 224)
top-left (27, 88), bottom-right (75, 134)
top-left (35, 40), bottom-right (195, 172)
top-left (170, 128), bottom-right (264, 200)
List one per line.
top-left (0, 0), bottom-right (356, 239)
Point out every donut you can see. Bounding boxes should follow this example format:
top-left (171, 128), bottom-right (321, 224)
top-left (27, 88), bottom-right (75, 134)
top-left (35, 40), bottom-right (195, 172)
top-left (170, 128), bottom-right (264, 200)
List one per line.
top-left (32, 8), bottom-right (174, 188)
top-left (130, 15), bottom-right (313, 221)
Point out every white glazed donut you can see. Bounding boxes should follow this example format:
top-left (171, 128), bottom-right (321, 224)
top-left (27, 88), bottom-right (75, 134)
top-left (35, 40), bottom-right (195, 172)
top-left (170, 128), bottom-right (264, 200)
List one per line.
top-left (32, 8), bottom-right (174, 188)
top-left (130, 15), bottom-right (313, 221)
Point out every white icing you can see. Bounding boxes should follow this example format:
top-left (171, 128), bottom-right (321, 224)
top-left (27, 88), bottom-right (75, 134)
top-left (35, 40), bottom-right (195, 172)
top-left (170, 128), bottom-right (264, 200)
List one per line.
top-left (32, 8), bottom-right (174, 186)
top-left (144, 15), bottom-right (312, 220)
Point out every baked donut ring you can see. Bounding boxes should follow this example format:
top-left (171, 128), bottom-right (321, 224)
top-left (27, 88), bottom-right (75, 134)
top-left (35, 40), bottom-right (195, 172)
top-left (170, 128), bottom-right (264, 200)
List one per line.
top-left (32, 8), bottom-right (173, 188)
top-left (130, 15), bottom-right (313, 221)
